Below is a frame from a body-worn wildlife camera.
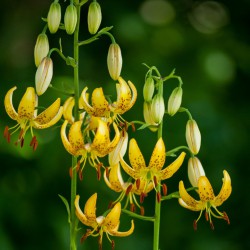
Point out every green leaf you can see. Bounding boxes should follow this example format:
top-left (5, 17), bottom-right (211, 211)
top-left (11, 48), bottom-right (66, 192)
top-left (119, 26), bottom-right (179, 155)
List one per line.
top-left (58, 194), bottom-right (71, 224)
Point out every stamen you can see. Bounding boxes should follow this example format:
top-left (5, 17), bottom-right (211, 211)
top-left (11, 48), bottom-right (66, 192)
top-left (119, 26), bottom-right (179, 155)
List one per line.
top-left (131, 122), bottom-right (135, 132)
top-left (157, 191), bottom-right (161, 203)
top-left (69, 167), bottom-right (73, 179)
top-left (223, 211), bottom-right (230, 224)
top-left (111, 240), bottom-right (115, 250)
top-left (4, 126), bottom-right (11, 143)
top-left (193, 220), bottom-right (197, 231)
top-left (140, 206), bottom-right (145, 216)
top-left (130, 203), bottom-right (135, 212)
top-left (162, 183), bottom-right (167, 196)
top-left (126, 184), bottom-right (133, 196)
top-left (210, 221), bottom-right (215, 230)
top-left (79, 170), bottom-right (83, 181)
top-left (30, 136), bottom-right (38, 151)
top-left (136, 179), bottom-right (140, 189)
top-left (97, 164), bottom-right (101, 181)
top-left (18, 129), bottom-right (24, 140)
top-left (105, 167), bottom-right (110, 178)
top-left (108, 201), bottom-right (114, 209)
top-left (140, 193), bottom-right (145, 203)
top-left (80, 229), bottom-right (91, 243)
top-left (205, 212), bottom-right (209, 221)
top-left (20, 137), bottom-right (24, 148)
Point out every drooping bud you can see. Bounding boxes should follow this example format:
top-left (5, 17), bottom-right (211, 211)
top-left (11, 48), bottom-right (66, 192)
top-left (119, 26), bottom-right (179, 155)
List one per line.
top-left (107, 43), bottom-right (122, 80)
top-left (151, 94), bottom-right (165, 124)
top-left (168, 86), bottom-right (183, 116)
top-left (87, 1), bottom-right (102, 34)
top-left (64, 4), bottom-right (77, 35)
top-left (143, 77), bottom-right (155, 102)
top-left (188, 157), bottom-right (205, 187)
top-left (185, 119), bottom-right (201, 155)
top-left (35, 57), bottom-right (53, 96)
top-left (47, 1), bottom-right (61, 34)
top-left (143, 101), bottom-right (158, 132)
top-left (34, 33), bottom-right (49, 67)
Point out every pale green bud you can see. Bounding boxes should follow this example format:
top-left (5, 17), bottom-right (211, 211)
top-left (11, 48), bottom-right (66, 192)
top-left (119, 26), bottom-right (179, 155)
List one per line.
top-left (64, 4), bottom-right (77, 35)
top-left (168, 86), bottom-right (183, 116)
top-left (88, 1), bottom-right (102, 34)
top-left (34, 33), bottom-right (49, 67)
top-left (47, 2), bottom-right (61, 34)
top-left (143, 77), bottom-right (155, 102)
top-left (143, 101), bottom-right (158, 132)
top-left (151, 94), bottom-right (165, 124)
top-left (35, 57), bottom-right (53, 96)
top-left (188, 157), bottom-right (205, 187)
top-left (107, 43), bottom-right (122, 80)
top-left (185, 119), bottom-right (201, 155)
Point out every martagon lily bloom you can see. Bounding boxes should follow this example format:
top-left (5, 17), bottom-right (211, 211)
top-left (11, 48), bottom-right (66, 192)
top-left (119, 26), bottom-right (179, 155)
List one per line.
top-left (75, 193), bottom-right (134, 249)
top-left (60, 117), bottom-right (120, 179)
top-left (120, 137), bottom-right (186, 202)
top-left (178, 170), bottom-right (232, 230)
top-left (4, 86), bottom-right (63, 150)
top-left (80, 77), bottom-right (137, 123)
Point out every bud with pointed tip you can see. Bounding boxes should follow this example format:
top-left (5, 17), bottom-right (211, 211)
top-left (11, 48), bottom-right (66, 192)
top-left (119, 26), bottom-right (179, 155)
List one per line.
top-left (188, 157), bottom-right (205, 187)
top-left (107, 43), bottom-right (122, 80)
top-left (64, 4), bottom-right (77, 35)
top-left (47, 1), bottom-right (61, 34)
top-left (35, 57), bottom-right (53, 96)
top-left (34, 33), bottom-right (49, 67)
top-left (88, 1), bottom-right (102, 34)
top-left (186, 119), bottom-right (201, 155)
top-left (151, 94), bottom-right (165, 124)
top-left (168, 86), bottom-right (183, 116)
top-left (143, 77), bottom-right (155, 102)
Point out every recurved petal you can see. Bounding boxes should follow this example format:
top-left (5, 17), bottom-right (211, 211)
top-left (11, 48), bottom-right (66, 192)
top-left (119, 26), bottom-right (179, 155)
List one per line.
top-left (128, 138), bottom-right (146, 171)
top-left (213, 170), bottom-right (232, 206)
top-left (103, 202), bottom-right (121, 230)
top-left (33, 98), bottom-right (63, 128)
top-left (104, 164), bottom-right (124, 192)
top-left (106, 122), bottom-right (120, 154)
top-left (18, 87), bottom-right (36, 119)
top-left (120, 153), bottom-right (139, 180)
top-left (109, 220), bottom-right (134, 237)
top-left (68, 121), bottom-right (85, 152)
top-left (160, 152), bottom-right (186, 180)
top-left (179, 181), bottom-right (203, 211)
top-left (84, 193), bottom-right (97, 223)
top-left (63, 97), bottom-right (75, 123)
top-left (148, 137), bottom-right (166, 171)
top-left (60, 120), bottom-right (76, 155)
top-left (4, 86), bottom-right (18, 120)
top-left (198, 176), bottom-right (215, 201)
top-left (127, 80), bottom-right (137, 110)
top-left (91, 88), bottom-right (110, 116)
top-left (80, 87), bottom-right (95, 114)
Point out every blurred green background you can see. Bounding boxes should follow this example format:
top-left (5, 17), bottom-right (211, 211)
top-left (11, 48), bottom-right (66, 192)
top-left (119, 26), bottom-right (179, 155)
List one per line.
top-left (0, 0), bottom-right (249, 249)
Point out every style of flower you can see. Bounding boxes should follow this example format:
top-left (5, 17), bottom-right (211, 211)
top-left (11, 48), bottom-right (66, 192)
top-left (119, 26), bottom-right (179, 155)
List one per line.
top-left (120, 137), bottom-right (186, 201)
top-left (178, 170), bottom-right (232, 230)
top-left (60, 117), bottom-right (120, 178)
top-left (80, 77), bottom-right (137, 124)
top-left (75, 193), bottom-right (134, 249)
top-left (4, 86), bottom-right (63, 150)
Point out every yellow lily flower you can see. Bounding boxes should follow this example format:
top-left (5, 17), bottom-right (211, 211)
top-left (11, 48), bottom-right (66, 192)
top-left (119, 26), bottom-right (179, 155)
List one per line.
top-left (178, 170), bottom-right (232, 230)
top-left (4, 86), bottom-right (63, 149)
top-left (60, 117), bottom-right (120, 178)
top-left (80, 77), bottom-right (137, 122)
top-left (75, 193), bottom-right (134, 249)
top-left (120, 137), bottom-right (186, 201)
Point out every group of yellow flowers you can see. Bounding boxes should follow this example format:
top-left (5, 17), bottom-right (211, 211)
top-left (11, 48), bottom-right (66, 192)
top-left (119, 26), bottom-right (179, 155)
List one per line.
top-left (3, 0), bottom-right (232, 249)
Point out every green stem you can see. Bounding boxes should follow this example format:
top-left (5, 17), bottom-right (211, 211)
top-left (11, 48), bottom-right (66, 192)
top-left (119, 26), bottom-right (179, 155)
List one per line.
top-left (70, 1), bottom-right (81, 250)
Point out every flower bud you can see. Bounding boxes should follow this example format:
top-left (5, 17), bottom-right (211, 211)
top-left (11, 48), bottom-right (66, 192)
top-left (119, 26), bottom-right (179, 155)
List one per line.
top-left (143, 77), bottom-right (155, 102)
top-left (88, 1), bottom-right (102, 34)
top-left (34, 33), bottom-right (49, 67)
top-left (185, 119), bottom-right (201, 155)
top-left (107, 43), bottom-right (122, 80)
top-left (168, 86), bottom-right (183, 116)
top-left (143, 101), bottom-right (158, 132)
top-left (47, 1), bottom-right (61, 34)
top-left (35, 57), bottom-right (53, 96)
top-left (188, 157), bottom-right (205, 187)
top-left (151, 94), bottom-right (165, 124)
top-left (64, 4), bottom-right (77, 35)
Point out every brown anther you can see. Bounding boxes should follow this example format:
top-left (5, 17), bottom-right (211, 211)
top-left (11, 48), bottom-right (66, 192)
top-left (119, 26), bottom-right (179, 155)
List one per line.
top-left (125, 184), bottom-right (133, 196)
top-left (69, 167), bottom-right (73, 179)
top-left (18, 129), bottom-right (24, 140)
top-left (20, 137), bottom-right (24, 148)
top-left (121, 129), bottom-right (125, 137)
top-left (124, 122), bottom-right (128, 131)
top-left (162, 183), bottom-right (167, 196)
top-left (108, 201), bottom-right (114, 209)
top-left (210, 221), bottom-right (215, 230)
top-left (193, 220), bottom-right (197, 231)
top-left (30, 136), bottom-right (38, 151)
top-left (79, 170), bottom-right (83, 181)
top-left (140, 193), bottom-right (145, 203)
top-left (119, 122), bottom-right (124, 127)
top-left (205, 211), bottom-right (209, 221)
top-left (111, 240), bottom-right (115, 250)
top-left (131, 122), bottom-right (135, 132)
top-left (223, 211), bottom-right (230, 224)
top-left (76, 161), bottom-right (81, 172)
top-left (157, 191), bottom-right (161, 203)
top-left (136, 179), bottom-right (140, 189)
top-left (140, 206), bottom-right (145, 216)
top-left (80, 229), bottom-right (91, 243)
top-left (130, 203), bottom-right (135, 212)
top-left (153, 176), bottom-right (158, 187)
top-left (105, 167), bottom-right (110, 178)
top-left (4, 126), bottom-right (11, 143)
top-left (96, 164), bottom-right (101, 181)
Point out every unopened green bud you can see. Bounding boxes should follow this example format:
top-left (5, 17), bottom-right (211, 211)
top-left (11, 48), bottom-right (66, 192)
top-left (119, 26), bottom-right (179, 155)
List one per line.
top-left (168, 86), bottom-right (183, 116)
top-left (35, 57), bottom-right (53, 96)
top-left (64, 4), bottom-right (77, 35)
top-left (88, 1), bottom-right (102, 34)
top-left (151, 94), bottom-right (165, 124)
top-left (34, 33), bottom-right (49, 67)
top-left (107, 43), bottom-right (122, 80)
top-left (143, 77), bottom-right (155, 102)
top-left (143, 101), bottom-right (158, 132)
top-left (186, 119), bottom-right (201, 155)
top-left (47, 2), bottom-right (61, 34)
top-left (188, 157), bottom-right (205, 187)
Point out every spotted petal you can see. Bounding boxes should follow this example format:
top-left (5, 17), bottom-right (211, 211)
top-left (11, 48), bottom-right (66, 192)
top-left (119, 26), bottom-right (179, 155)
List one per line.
top-left (198, 176), bottom-right (215, 202)
top-left (104, 164), bottom-right (124, 192)
top-left (84, 193), bottom-right (97, 223)
top-left (80, 87), bottom-right (95, 114)
top-left (103, 202), bottom-right (121, 230)
top-left (109, 220), bottom-right (134, 237)
top-left (91, 88), bottom-right (110, 116)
